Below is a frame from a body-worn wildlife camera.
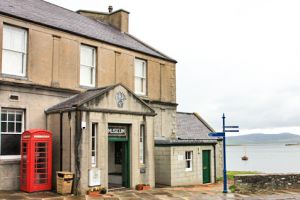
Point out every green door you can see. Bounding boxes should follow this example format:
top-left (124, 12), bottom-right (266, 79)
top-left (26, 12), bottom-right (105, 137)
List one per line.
top-left (202, 150), bottom-right (211, 183)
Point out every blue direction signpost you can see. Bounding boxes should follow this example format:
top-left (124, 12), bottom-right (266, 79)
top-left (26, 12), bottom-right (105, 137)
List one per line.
top-left (209, 113), bottom-right (239, 193)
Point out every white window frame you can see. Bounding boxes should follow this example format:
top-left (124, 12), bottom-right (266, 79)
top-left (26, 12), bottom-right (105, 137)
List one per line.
top-left (139, 124), bottom-right (145, 165)
top-left (91, 123), bottom-right (98, 167)
top-left (2, 24), bottom-right (28, 77)
top-left (0, 108), bottom-right (24, 159)
top-left (134, 58), bottom-right (147, 96)
top-left (80, 44), bottom-right (96, 87)
top-left (185, 151), bottom-right (193, 171)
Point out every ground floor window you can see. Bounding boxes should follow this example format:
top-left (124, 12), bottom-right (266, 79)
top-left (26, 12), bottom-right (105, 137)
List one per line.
top-left (91, 123), bottom-right (98, 167)
top-left (0, 108), bottom-right (24, 156)
top-left (139, 124), bottom-right (145, 164)
top-left (185, 151), bottom-right (193, 171)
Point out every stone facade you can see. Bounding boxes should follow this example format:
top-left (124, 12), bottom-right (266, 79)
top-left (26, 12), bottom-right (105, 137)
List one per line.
top-left (46, 85), bottom-right (156, 194)
top-left (0, 84), bottom-right (75, 190)
top-left (155, 145), bottom-right (217, 186)
top-left (0, 2), bottom-right (176, 191)
top-left (234, 174), bottom-right (300, 193)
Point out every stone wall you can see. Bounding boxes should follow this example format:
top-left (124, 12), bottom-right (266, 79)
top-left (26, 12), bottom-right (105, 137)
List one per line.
top-left (170, 145), bottom-right (215, 186)
top-left (234, 174), bottom-right (300, 193)
top-left (154, 147), bottom-right (171, 186)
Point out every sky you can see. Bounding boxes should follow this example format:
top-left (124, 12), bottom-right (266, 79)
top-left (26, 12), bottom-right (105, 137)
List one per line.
top-left (45, 0), bottom-right (300, 135)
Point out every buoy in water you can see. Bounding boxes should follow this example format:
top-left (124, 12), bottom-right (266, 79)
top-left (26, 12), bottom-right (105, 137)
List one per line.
top-left (241, 155), bottom-right (248, 161)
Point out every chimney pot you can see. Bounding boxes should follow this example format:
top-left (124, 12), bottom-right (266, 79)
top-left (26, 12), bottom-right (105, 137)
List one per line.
top-left (108, 5), bottom-right (113, 13)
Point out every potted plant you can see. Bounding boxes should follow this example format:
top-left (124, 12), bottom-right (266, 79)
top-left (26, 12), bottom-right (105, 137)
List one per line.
top-left (136, 184), bottom-right (151, 191)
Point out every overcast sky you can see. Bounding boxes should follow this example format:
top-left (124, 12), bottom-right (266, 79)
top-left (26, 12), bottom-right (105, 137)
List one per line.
top-left (45, 0), bottom-right (300, 135)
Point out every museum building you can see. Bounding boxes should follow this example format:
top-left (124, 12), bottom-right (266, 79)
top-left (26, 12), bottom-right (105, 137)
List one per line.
top-left (0, 0), bottom-right (222, 194)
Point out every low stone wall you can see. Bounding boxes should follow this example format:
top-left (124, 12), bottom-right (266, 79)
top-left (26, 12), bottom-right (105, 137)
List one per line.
top-left (234, 174), bottom-right (300, 193)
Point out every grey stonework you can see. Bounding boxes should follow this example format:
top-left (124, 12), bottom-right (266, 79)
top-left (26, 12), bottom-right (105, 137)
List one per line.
top-left (0, 84), bottom-right (74, 190)
top-left (234, 174), bottom-right (300, 193)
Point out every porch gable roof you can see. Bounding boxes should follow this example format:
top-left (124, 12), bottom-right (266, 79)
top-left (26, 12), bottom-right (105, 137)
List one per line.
top-left (45, 83), bottom-right (155, 115)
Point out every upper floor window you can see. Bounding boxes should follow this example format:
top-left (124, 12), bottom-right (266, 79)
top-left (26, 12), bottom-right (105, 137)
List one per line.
top-left (1, 108), bottom-right (24, 156)
top-left (2, 24), bottom-right (28, 77)
top-left (134, 58), bottom-right (147, 96)
top-left (80, 44), bottom-right (96, 87)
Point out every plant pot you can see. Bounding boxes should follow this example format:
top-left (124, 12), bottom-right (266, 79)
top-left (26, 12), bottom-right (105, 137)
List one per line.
top-left (142, 185), bottom-right (151, 190)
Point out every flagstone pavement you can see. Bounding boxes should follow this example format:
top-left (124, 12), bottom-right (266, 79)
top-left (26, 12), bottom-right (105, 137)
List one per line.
top-left (2, 183), bottom-right (300, 200)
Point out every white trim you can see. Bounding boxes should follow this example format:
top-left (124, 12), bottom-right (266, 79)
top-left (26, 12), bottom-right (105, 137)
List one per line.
top-left (185, 151), bottom-right (193, 171)
top-left (91, 123), bottom-right (97, 167)
top-left (80, 44), bottom-right (96, 87)
top-left (2, 24), bottom-right (27, 77)
top-left (0, 155), bottom-right (21, 160)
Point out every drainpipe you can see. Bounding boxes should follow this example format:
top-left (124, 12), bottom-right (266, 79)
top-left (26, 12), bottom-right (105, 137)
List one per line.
top-left (213, 143), bottom-right (217, 183)
top-left (60, 112), bottom-right (63, 171)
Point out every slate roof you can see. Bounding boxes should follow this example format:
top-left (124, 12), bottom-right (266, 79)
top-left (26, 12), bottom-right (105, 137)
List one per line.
top-left (176, 112), bottom-right (217, 140)
top-left (0, 0), bottom-right (176, 62)
top-left (155, 139), bottom-right (217, 145)
top-left (46, 85), bottom-right (112, 113)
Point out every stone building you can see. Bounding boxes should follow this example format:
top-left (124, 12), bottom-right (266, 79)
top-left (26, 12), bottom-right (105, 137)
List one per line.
top-left (155, 112), bottom-right (223, 186)
top-left (0, 0), bottom-right (222, 194)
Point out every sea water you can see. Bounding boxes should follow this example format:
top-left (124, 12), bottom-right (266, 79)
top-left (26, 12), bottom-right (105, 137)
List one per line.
top-left (227, 144), bottom-right (300, 173)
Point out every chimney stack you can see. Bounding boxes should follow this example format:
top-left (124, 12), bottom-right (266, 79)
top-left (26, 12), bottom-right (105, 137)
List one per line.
top-left (108, 5), bottom-right (113, 13)
top-left (77, 8), bottom-right (129, 33)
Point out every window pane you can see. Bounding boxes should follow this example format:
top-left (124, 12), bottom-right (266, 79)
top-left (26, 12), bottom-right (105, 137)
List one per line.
top-left (80, 65), bottom-right (92, 86)
top-left (1, 113), bottom-right (7, 121)
top-left (8, 113), bottom-right (15, 121)
top-left (2, 50), bottom-right (24, 75)
top-left (16, 122), bottom-right (22, 133)
top-left (1, 134), bottom-right (21, 155)
top-left (135, 62), bottom-right (143, 77)
top-left (3, 25), bottom-right (27, 52)
top-left (135, 77), bottom-right (142, 93)
top-left (80, 45), bottom-right (94, 66)
top-left (8, 122), bottom-right (15, 132)
top-left (1, 122), bottom-right (7, 132)
top-left (16, 114), bottom-right (22, 122)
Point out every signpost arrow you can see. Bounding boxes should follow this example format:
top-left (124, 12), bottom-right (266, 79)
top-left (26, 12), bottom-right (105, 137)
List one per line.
top-left (224, 126), bottom-right (239, 129)
top-left (224, 130), bottom-right (239, 132)
top-left (208, 132), bottom-right (225, 137)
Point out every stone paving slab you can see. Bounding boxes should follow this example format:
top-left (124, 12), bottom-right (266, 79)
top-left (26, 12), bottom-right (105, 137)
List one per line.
top-left (2, 185), bottom-right (300, 200)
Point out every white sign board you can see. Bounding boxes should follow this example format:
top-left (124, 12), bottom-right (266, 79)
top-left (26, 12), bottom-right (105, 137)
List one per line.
top-left (89, 168), bottom-right (101, 186)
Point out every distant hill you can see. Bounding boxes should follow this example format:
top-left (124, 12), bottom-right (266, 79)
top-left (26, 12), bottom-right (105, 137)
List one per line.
top-left (227, 133), bottom-right (300, 145)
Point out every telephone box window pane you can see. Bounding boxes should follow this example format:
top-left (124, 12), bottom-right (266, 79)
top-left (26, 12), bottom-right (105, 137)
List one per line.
top-left (1, 134), bottom-right (21, 155)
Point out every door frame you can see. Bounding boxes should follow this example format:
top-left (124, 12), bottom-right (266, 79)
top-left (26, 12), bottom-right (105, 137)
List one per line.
top-left (108, 125), bottom-right (130, 188)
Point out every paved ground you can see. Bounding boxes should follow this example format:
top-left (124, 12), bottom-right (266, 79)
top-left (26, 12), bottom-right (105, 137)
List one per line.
top-left (2, 184), bottom-right (300, 200)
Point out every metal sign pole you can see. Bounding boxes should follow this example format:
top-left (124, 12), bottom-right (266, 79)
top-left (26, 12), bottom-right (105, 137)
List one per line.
top-left (222, 113), bottom-right (228, 193)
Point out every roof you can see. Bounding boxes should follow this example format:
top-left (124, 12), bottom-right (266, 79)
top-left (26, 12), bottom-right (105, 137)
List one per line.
top-left (176, 112), bottom-right (217, 140)
top-left (155, 139), bottom-right (217, 146)
top-left (46, 85), bottom-right (111, 113)
top-left (45, 83), bottom-right (155, 114)
top-left (0, 0), bottom-right (176, 63)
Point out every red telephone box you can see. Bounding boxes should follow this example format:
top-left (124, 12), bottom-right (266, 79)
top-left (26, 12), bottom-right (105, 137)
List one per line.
top-left (20, 129), bottom-right (52, 192)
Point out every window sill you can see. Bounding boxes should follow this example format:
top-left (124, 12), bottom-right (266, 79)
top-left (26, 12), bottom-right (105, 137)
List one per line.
top-left (1, 73), bottom-right (28, 81)
top-left (185, 168), bottom-right (192, 172)
top-left (79, 85), bottom-right (96, 90)
top-left (0, 156), bottom-right (21, 165)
